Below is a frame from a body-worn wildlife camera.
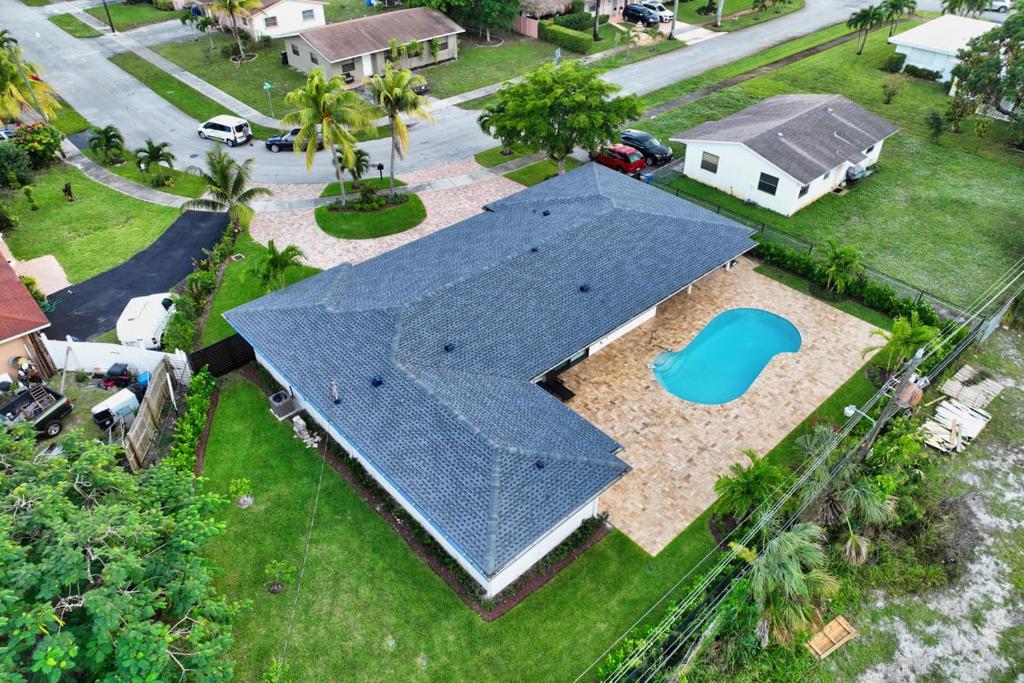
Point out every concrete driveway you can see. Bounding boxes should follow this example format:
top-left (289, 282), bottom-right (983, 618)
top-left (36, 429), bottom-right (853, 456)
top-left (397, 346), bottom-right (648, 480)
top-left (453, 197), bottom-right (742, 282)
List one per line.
top-left (45, 210), bottom-right (229, 340)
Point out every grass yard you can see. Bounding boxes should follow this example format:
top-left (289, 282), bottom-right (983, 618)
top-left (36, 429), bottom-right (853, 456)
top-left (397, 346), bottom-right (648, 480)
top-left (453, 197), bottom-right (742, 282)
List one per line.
top-left (86, 2), bottom-right (175, 31)
top-left (505, 158), bottom-right (583, 187)
top-left (48, 13), bottom-right (102, 38)
top-left (319, 177), bottom-right (405, 197)
top-left (2, 165), bottom-right (177, 283)
top-left (200, 232), bottom-right (319, 346)
top-left (202, 330), bottom-right (882, 681)
top-left (314, 194), bottom-right (426, 239)
top-left (50, 98), bottom-right (91, 136)
top-left (587, 35), bottom-right (687, 74)
top-left (109, 52), bottom-right (278, 140)
top-left (422, 34), bottom-right (581, 100)
top-left (81, 148), bottom-right (207, 198)
top-left (713, 0), bottom-right (805, 31)
top-left (643, 24), bottom-right (1024, 306)
top-left (323, 0), bottom-right (384, 23)
top-left (21, 0), bottom-right (50, 5)
top-left (473, 144), bottom-right (535, 168)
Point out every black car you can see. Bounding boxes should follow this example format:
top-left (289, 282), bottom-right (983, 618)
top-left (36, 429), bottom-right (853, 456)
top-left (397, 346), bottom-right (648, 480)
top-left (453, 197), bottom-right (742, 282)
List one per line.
top-left (413, 77), bottom-right (430, 95)
top-left (620, 129), bottom-right (674, 165)
top-left (265, 127), bottom-right (323, 153)
top-left (622, 3), bottom-right (661, 26)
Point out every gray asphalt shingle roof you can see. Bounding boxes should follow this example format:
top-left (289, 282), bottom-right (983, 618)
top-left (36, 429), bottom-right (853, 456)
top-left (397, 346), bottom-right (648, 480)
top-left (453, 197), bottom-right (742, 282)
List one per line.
top-left (673, 94), bottom-right (899, 184)
top-left (225, 165), bottom-right (756, 578)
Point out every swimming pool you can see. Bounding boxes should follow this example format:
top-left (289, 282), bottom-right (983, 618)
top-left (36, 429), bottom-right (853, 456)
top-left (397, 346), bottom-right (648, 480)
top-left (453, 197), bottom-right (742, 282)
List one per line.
top-left (651, 308), bottom-right (801, 405)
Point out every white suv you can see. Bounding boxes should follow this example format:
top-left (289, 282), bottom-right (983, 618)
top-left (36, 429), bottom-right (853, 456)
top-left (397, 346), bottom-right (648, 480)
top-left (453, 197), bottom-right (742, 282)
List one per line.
top-left (642, 1), bottom-right (674, 22)
top-left (987, 0), bottom-right (1011, 11)
top-left (197, 115), bottom-right (251, 146)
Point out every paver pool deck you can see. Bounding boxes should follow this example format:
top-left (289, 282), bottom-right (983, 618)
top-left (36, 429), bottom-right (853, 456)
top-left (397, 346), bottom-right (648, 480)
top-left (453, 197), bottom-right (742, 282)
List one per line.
top-left (560, 257), bottom-right (880, 555)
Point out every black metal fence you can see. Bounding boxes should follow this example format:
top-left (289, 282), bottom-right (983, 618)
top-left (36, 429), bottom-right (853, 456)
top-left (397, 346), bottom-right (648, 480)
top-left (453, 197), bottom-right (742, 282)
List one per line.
top-left (188, 334), bottom-right (254, 377)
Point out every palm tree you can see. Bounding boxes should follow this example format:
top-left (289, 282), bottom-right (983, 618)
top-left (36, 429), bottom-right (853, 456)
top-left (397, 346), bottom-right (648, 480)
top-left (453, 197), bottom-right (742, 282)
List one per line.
top-left (836, 475), bottom-right (896, 565)
top-left (0, 44), bottom-right (58, 122)
top-left (733, 523), bottom-right (840, 646)
top-left (819, 240), bottom-right (863, 295)
top-left (847, 5), bottom-right (884, 55)
top-left (210, 0), bottom-right (262, 60)
top-left (368, 63), bottom-right (434, 198)
top-left (250, 240), bottom-right (304, 292)
top-left (477, 100), bottom-right (524, 156)
top-left (181, 9), bottom-right (218, 51)
top-left (623, 22), bottom-right (643, 60)
top-left (882, 0), bottom-right (916, 35)
top-left (134, 138), bottom-right (176, 185)
top-left (282, 68), bottom-right (373, 207)
top-left (346, 147), bottom-right (370, 188)
top-left (862, 310), bottom-right (938, 369)
top-left (713, 449), bottom-right (786, 522)
top-left (88, 124), bottom-right (125, 164)
top-left (183, 147), bottom-right (272, 231)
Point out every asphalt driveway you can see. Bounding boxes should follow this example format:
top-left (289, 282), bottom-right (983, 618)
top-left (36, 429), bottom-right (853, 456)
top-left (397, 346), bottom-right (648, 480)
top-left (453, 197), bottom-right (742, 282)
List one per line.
top-left (45, 210), bottom-right (229, 341)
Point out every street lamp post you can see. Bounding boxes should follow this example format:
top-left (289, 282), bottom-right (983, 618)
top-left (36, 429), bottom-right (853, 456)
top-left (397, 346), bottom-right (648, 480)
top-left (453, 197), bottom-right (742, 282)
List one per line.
top-left (100, 0), bottom-right (116, 33)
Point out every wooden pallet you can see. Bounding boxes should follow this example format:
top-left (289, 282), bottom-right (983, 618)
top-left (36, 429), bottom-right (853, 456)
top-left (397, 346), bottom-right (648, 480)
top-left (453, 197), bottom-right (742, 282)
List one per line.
top-left (806, 615), bottom-right (858, 661)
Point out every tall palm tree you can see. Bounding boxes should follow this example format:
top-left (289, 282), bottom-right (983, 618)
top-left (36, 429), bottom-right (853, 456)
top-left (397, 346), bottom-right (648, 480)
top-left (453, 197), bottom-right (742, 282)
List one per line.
top-left (283, 68), bottom-right (373, 206)
top-left (183, 147), bottom-right (272, 231)
top-left (88, 124), bottom-right (125, 164)
top-left (134, 138), bottom-right (176, 185)
top-left (250, 240), bottom-right (304, 292)
top-left (713, 449), bottom-right (786, 522)
top-left (368, 63), bottom-right (434, 198)
top-left (210, 0), bottom-right (262, 60)
top-left (820, 240), bottom-right (863, 295)
top-left (733, 523), bottom-right (840, 646)
top-left (0, 44), bottom-right (58, 122)
top-left (882, 0), bottom-right (916, 35)
top-left (862, 310), bottom-right (938, 369)
top-left (847, 5), bottom-right (884, 55)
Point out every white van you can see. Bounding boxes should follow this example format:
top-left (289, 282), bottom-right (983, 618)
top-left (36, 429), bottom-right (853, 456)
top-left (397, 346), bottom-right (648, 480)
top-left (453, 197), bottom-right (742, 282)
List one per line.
top-left (198, 115), bottom-right (251, 147)
top-left (116, 294), bottom-right (175, 350)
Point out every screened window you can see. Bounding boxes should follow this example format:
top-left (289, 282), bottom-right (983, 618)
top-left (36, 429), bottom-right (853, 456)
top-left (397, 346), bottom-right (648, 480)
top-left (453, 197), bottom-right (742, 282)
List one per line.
top-left (291, 43), bottom-right (299, 56)
top-left (798, 184), bottom-right (809, 198)
top-left (310, 52), bottom-right (319, 64)
top-left (264, 15), bottom-right (278, 27)
top-left (700, 151), bottom-right (719, 173)
top-left (341, 59), bottom-right (356, 73)
top-left (439, 37), bottom-right (449, 50)
top-left (865, 145), bottom-right (875, 154)
top-left (758, 172), bottom-right (779, 195)
top-left (302, 8), bottom-right (315, 20)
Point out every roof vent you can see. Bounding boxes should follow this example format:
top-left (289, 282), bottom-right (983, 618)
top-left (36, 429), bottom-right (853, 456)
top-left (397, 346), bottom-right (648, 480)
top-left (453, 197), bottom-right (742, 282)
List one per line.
top-left (330, 380), bottom-right (341, 405)
top-left (777, 131), bottom-right (784, 137)
top-left (542, 210), bottom-right (550, 217)
top-left (534, 459), bottom-right (546, 470)
top-left (530, 247), bottom-right (539, 253)
top-left (370, 376), bottom-right (384, 388)
top-left (827, 107), bottom-right (834, 113)
top-left (443, 342), bottom-right (457, 353)
top-left (579, 284), bottom-right (591, 293)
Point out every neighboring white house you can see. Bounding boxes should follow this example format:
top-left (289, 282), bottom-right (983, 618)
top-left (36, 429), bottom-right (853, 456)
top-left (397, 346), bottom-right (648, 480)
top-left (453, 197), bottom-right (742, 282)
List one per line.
top-left (171, 0), bottom-right (328, 39)
top-left (671, 94), bottom-right (899, 216)
top-left (888, 14), bottom-right (996, 83)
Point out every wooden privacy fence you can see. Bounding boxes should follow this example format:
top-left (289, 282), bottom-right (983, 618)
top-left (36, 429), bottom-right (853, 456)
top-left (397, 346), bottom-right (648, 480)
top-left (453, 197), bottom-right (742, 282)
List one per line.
top-left (513, 15), bottom-right (540, 38)
top-left (124, 360), bottom-right (176, 471)
top-left (188, 334), bottom-right (255, 377)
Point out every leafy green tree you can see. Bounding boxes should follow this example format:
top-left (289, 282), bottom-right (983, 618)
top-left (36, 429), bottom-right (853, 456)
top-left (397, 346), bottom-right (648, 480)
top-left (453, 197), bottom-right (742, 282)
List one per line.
top-left (283, 68), bottom-right (373, 206)
top-left (88, 124), bottom-right (125, 164)
top-left (713, 449), bottom-right (786, 522)
top-left (264, 559), bottom-right (298, 594)
top-left (0, 425), bottom-right (237, 680)
top-left (418, 0), bottom-right (518, 44)
top-left (846, 5), bottom-right (884, 55)
top-left (477, 99), bottom-right (523, 155)
top-left (481, 61), bottom-right (641, 174)
top-left (134, 138), bottom-right (175, 186)
top-left (863, 310), bottom-right (938, 369)
top-left (250, 239), bottom-right (305, 292)
top-left (732, 523), bottom-right (840, 646)
top-left (951, 11), bottom-right (1024, 143)
top-left (819, 239), bottom-right (863, 295)
top-left (183, 147), bottom-right (272, 231)
top-left (368, 63), bottom-right (434, 197)
top-left (210, 0), bottom-right (263, 60)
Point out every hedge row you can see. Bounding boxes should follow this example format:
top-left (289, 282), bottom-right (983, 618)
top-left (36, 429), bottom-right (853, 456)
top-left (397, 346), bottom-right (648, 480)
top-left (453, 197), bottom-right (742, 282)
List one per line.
top-left (903, 64), bottom-right (941, 82)
top-left (165, 368), bottom-right (216, 473)
top-left (539, 20), bottom-right (594, 54)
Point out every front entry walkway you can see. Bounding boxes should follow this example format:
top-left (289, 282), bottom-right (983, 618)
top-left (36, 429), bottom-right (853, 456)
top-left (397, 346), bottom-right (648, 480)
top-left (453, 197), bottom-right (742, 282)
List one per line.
top-left (560, 258), bottom-right (880, 555)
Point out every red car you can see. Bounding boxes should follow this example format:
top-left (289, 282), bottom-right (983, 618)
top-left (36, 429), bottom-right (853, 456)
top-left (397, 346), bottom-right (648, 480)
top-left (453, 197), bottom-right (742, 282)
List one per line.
top-left (591, 144), bottom-right (646, 175)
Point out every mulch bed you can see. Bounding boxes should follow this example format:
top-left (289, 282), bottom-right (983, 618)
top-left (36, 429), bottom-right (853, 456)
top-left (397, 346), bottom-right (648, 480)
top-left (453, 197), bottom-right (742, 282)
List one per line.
top-left (228, 365), bottom-right (610, 621)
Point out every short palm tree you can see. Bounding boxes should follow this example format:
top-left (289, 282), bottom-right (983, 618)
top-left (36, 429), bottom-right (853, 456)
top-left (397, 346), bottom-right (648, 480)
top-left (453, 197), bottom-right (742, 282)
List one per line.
top-left (250, 240), bottom-right (304, 292)
top-left (210, 0), bottom-right (262, 60)
top-left (181, 9), bottom-right (218, 51)
top-left (0, 45), bottom-right (58, 121)
top-left (713, 449), bottom-right (786, 522)
top-left (836, 475), bottom-right (896, 565)
top-left (862, 310), bottom-right (938, 369)
top-left (283, 68), bottom-right (373, 206)
top-left (847, 5), bottom-right (885, 55)
top-left (346, 147), bottom-right (370, 188)
top-left (477, 100), bottom-right (523, 155)
top-left (623, 22), bottom-right (642, 60)
top-left (134, 138), bottom-right (175, 185)
top-left (820, 240), bottom-right (863, 295)
top-left (733, 523), bottom-right (840, 646)
top-left (88, 124), bottom-right (125, 164)
top-left (368, 63), bottom-right (434, 198)
top-left (183, 147), bottom-right (272, 231)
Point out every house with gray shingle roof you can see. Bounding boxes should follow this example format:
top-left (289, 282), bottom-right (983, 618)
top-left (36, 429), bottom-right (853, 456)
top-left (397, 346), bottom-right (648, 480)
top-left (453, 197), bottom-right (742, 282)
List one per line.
top-left (225, 165), bottom-right (756, 597)
top-left (671, 94), bottom-right (899, 216)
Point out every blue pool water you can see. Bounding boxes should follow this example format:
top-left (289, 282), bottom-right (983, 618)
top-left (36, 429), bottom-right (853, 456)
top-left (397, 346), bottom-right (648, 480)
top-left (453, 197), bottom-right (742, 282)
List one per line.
top-left (651, 308), bottom-right (801, 405)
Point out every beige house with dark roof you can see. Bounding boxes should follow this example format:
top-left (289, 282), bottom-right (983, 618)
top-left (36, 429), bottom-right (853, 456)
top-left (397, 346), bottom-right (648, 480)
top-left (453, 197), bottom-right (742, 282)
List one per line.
top-left (283, 7), bottom-right (464, 84)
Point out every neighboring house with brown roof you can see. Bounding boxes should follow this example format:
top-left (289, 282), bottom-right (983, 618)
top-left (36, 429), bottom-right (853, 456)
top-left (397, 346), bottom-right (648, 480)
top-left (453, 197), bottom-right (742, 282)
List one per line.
top-left (0, 258), bottom-right (55, 380)
top-left (671, 94), bottom-right (899, 216)
top-left (283, 7), bottom-right (463, 84)
top-left (174, 0), bottom-right (327, 39)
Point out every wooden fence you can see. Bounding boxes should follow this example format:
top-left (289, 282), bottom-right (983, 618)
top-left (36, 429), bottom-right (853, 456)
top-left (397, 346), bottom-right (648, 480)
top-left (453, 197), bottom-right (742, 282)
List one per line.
top-left (513, 15), bottom-right (539, 38)
top-left (123, 359), bottom-right (177, 471)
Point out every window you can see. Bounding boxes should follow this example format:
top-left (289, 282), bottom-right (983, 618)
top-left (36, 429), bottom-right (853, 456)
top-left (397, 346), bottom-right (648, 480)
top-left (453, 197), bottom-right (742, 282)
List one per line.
top-left (310, 51), bottom-right (319, 64)
top-left (291, 43), bottom-right (299, 56)
top-left (822, 171), bottom-right (829, 180)
top-left (241, 17), bottom-right (247, 25)
top-left (865, 145), bottom-right (875, 154)
top-left (264, 15), bottom-right (278, 27)
top-left (439, 37), bottom-right (449, 50)
top-left (798, 184), bottom-right (809, 198)
top-left (700, 151), bottom-right (719, 173)
top-left (302, 8), bottom-right (315, 20)
top-left (757, 172), bottom-right (779, 195)
top-left (340, 58), bottom-right (355, 73)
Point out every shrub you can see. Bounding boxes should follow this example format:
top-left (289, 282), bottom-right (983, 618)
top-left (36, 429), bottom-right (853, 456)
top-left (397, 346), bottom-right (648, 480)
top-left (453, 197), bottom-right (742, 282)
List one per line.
top-left (555, 11), bottom-right (594, 31)
top-left (74, 369), bottom-right (89, 383)
top-left (882, 79), bottom-right (900, 104)
top-left (0, 202), bottom-right (17, 232)
top-left (925, 109), bottom-right (944, 141)
top-left (903, 64), bottom-right (941, 81)
top-left (162, 306), bottom-right (198, 353)
top-left (152, 0), bottom-right (175, 9)
top-left (22, 185), bottom-right (38, 211)
top-left (881, 52), bottom-right (906, 73)
top-left (164, 367), bottom-right (216, 473)
top-left (12, 122), bottom-right (63, 168)
top-left (0, 142), bottom-right (32, 188)
top-left (539, 21), bottom-right (595, 54)
top-left (18, 276), bottom-right (45, 304)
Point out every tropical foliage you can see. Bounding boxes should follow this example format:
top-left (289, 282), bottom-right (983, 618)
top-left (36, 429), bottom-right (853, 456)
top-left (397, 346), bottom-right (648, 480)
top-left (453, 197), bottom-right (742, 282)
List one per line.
top-left (210, 0), bottom-right (263, 60)
top-left (820, 239), bottom-right (864, 294)
top-left (846, 5), bottom-right (885, 55)
top-left (881, 0), bottom-right (916, 35)
top-left (863, 310), bottom-right (939, 369)
top-left (88, 124), bottom-right (125, 164)
top-left (165, 367), bottom-right (217, 472)
top-left (0, 31), bottom-right (59, 121)
top-left (250, 239), bottom-right (304, 292)
top-left (368, 63), bottom-right (434, 197)
top-left (714, 449), bottom-right (787, 522)
top-left (183, 147), bottom-right (272, 230)
top-left (134, 137), bottom-right (175, 185)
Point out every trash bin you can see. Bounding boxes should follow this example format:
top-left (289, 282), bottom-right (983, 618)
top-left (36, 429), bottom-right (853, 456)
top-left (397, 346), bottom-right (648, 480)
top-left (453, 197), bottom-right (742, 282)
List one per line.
top-left (642, 173), bottom-right (654, 184)
top-left (280, 50), bottom-right (288, 65)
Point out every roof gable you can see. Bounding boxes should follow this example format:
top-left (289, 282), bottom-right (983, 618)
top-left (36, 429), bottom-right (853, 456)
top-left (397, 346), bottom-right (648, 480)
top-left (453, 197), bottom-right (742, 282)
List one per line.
top-left (0, 259), bottom-right (49, 344)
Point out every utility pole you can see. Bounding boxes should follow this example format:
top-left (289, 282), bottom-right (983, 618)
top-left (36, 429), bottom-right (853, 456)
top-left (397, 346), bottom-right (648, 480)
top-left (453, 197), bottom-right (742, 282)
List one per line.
top-left (853, 348), bottom-right (924, 463)
top-left (670, 0), bottom-right (679, 38)
top-left (100, 0), bottom-right (116, 33)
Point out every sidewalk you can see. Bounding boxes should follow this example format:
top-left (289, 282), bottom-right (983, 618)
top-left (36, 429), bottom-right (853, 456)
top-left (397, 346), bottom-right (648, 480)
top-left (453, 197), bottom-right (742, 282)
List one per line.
top-left (62, 140), bottom-right (187, 208)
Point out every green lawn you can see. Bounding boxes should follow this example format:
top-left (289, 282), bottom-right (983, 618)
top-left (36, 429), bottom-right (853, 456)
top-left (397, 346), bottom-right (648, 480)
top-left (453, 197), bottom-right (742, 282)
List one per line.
top-left (314, 194), bottom-right (426, 239)
top-left (109, 52), bottom-right (278, 140)
top-left (319, 177), bottom-right (405, 197)
top-left (505, 158), bottom-right (583, 187)
top-left (474, 144), bottom-right (535, 168)
top-left (50, 98), bottom-right (91, 136)
top-left (2, 165), bottom-right (177, 283)
top-left (48, 13), bottom-right (102, 38)
top-left (587, 35), bottom-right (688, 75)
top-left (644, 25), bottom-right (1024, 306)
top-left (21, 0), bottom-right (50, 6)
top-left (422, 34), bottom-right (582, 100)
top-left (713, 0), bottom-right (805, 32)
top-left (81, 148), bottom-right (207, 198)
top-left (200, 233), bottom-right (319, 346)
top-left (323, 0), bottom-right (384, 23)
top-left (86, 2), bottom-right (175, 31)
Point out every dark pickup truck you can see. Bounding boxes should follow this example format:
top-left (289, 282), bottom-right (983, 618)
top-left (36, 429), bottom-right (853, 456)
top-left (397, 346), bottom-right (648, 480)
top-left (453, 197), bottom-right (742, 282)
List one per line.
top-left (0, 384), bottom-right (73, 438)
